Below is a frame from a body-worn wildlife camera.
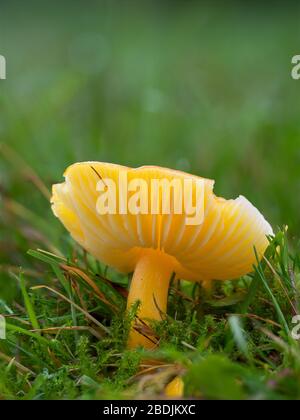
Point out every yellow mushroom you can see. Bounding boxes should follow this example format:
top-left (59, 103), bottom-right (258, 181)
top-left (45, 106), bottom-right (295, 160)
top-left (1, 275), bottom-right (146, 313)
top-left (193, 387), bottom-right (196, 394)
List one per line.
top-left (51, 162), bottom-right (273, 349)
top-left (165, 376), bottom-right (185, 398)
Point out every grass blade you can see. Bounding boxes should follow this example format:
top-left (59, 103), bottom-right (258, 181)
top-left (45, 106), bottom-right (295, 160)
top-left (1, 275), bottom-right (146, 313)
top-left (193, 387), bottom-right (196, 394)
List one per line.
top-left (12, 271), bottom-right (40, 331)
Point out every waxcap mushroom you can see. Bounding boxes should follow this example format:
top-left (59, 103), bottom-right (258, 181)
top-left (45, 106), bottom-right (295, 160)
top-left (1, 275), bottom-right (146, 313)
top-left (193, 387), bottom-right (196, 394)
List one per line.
top-left (51, 162), bottom-right (273, 347)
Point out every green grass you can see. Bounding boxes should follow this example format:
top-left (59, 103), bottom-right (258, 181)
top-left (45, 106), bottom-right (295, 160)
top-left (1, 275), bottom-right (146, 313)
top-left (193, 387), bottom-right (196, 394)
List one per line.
top-left (0, 1), bottom-right (300, 400)
top-left (0, 229), bottom-right (300, 399)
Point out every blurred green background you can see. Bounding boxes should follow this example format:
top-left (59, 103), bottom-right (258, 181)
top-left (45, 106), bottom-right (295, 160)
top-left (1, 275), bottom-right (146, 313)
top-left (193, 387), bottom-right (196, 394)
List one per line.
top-left (0, 1), bottom-right (300, 299)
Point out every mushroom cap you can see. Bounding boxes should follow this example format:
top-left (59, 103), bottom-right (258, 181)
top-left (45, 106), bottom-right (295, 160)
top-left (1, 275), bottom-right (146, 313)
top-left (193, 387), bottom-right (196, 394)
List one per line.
top-left (51, 162), bottom-right (273, 282)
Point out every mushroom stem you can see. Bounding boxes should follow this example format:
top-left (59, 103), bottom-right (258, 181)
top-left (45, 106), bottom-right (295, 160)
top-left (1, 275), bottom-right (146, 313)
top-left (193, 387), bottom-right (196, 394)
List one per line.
top-left (127, 250), bottom-right (173, 349)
